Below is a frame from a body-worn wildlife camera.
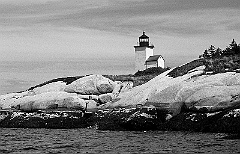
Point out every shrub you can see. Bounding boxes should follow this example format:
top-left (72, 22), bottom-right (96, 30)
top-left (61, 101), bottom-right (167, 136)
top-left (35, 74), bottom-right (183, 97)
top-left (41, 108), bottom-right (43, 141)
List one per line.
top-left (134, 67), bottom-right (170, 77)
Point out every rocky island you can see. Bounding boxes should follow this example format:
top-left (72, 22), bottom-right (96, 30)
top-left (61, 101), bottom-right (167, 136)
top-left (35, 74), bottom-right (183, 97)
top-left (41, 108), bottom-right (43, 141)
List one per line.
top-left (1, 40), bottom-right (240, 134)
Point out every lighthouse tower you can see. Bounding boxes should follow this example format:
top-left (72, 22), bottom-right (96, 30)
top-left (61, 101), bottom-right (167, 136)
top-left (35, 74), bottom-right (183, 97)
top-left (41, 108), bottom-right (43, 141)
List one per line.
top-left (134, 31), bottom-right (154, 72)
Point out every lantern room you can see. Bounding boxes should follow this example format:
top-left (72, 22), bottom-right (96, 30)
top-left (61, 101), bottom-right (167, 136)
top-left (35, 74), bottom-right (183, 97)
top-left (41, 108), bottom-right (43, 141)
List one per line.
top-left (139, 31), bottom-right (150, 47)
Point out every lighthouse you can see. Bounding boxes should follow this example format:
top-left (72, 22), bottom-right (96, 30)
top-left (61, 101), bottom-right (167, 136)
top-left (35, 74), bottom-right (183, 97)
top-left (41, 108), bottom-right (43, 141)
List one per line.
top-left (134, 31), bottom-right (164, 72)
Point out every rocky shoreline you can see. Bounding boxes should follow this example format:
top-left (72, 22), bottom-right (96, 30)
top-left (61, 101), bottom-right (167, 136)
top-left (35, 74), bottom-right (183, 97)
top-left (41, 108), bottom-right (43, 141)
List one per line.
top-left (0, 106), bottom-right (240, 134)
top-left (1, 56), bottom-right (240, 134)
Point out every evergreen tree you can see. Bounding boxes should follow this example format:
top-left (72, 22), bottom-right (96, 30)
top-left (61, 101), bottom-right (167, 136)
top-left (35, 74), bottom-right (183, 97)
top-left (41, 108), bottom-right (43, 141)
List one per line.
top-left (201, 45), bottom-right (217, 58)
top-left (223, 39), bottom-right (239, 56)
top-left (200, 39), bottom-right (240, 59)
top-left (209, 45), bottom-right (216, 57)
top-left (213, 48), bottom-right (222, 57)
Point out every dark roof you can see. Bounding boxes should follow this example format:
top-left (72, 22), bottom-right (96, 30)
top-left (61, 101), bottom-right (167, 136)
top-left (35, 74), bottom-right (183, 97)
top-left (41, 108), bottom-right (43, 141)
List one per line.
top-left (145, 55), bottom-right (163, 63)
top-left (139, 31), bottom-right (149, 39)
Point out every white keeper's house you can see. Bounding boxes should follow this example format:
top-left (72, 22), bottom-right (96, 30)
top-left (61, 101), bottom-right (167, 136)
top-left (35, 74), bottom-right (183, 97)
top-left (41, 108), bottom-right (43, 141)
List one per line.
top-left (134, 31), bottom-right (164, 72)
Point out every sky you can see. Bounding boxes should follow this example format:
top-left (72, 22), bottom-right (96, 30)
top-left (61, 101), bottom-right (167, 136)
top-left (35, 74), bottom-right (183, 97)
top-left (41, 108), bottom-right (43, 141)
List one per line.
top-left (0, 0), bottom-right (240, 67)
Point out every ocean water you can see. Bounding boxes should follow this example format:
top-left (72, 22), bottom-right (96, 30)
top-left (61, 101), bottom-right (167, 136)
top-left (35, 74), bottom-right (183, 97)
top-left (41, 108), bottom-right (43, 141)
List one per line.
top-left (0, 59), bottom-right (134, 95)
top-left (0, 128), bottom-right (239, 154)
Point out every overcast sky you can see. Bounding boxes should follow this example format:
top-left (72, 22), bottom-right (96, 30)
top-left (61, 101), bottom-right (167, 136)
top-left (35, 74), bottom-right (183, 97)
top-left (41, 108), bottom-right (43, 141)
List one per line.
top-left (0, 0), bottom-right (240, 67)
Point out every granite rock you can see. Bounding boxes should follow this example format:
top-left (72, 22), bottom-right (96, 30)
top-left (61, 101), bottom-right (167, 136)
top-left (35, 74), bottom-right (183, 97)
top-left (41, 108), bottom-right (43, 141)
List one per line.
top-left (64, 75), bottom-right (115, 95)
top-left (101, 66), bottom-right (240, 118)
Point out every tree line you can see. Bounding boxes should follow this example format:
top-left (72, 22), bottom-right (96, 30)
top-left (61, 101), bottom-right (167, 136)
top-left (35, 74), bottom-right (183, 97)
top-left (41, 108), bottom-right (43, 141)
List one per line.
top-left (199, 39), bottom-right (240, 59)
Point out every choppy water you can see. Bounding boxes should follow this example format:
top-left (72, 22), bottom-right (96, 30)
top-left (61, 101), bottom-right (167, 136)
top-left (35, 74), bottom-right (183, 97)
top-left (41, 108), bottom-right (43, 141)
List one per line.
top-left (0, 128), bottom-right (239, 154)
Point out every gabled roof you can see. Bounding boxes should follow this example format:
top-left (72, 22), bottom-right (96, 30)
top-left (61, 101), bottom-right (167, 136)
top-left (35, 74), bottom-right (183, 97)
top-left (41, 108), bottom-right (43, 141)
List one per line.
top-left (145, 55), bottom-right (163, 63)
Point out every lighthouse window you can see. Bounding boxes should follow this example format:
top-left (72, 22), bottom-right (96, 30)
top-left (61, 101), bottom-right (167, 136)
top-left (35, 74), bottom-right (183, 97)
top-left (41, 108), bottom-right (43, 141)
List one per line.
top-left (140, 39), bottom-right (148, 42)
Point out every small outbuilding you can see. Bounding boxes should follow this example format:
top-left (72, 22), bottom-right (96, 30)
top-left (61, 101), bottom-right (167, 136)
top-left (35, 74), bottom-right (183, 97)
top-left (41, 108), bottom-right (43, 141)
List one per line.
top-left (145, 55), bottom-right (164, 69)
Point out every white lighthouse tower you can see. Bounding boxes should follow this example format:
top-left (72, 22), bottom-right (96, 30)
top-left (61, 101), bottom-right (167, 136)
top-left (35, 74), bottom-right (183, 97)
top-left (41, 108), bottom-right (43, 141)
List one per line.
top-left (134, 31), bottom-right (154, 72)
